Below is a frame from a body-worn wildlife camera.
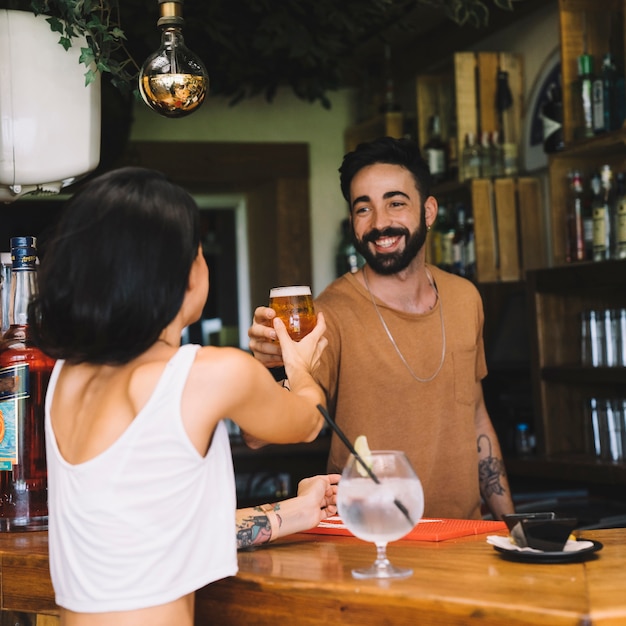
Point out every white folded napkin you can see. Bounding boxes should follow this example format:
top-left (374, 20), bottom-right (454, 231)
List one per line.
top-left (486, 534), bottom-right (594, 553)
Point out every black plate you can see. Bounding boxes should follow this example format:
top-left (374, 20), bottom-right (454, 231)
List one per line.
top-left (493, 539), bottom-right (603, 564)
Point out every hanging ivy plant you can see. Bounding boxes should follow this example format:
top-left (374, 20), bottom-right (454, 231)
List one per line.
top-left (0, 0), bottom-right (523, 105)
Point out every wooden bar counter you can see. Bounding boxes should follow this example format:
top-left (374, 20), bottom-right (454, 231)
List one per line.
top-left (196, 528), bottom-right (626, 626)
top-left (1, 528), bottom-right (626, 625)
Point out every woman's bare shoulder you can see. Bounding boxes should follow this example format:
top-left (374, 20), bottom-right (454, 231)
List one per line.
top-left (190, 345), bottom-right (266, 387)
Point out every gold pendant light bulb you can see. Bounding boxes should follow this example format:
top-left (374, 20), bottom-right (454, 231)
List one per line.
top-left (139, 0), bottom-right (209, 118)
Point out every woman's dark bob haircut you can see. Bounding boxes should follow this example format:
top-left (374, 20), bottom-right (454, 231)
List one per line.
top-left (29, 166), bottom-right (201, 365)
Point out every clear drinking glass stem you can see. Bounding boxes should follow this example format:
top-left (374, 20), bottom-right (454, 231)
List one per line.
top-left (374, 543), bottom-right (392, 572)
top-left (352, 542), bottom-right (413, 579)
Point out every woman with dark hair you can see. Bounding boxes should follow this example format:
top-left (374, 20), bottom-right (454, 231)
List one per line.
top-left (30, 166), bottom-right (329, 626)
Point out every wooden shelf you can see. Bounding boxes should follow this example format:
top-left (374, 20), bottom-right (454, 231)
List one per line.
top-left (506, 455), bottom-right (626, 485)
top-left (541, 365), bottom-right (626, 385)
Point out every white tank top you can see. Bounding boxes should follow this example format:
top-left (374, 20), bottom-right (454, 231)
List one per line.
top-left (45, 344), bottom-right (238, 613)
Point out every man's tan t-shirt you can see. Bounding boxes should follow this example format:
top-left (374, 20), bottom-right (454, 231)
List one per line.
top-left (314, 266), bottom-right (487, 520)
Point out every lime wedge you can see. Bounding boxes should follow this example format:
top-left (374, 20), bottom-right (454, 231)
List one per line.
top-left (354, 435), bottom-right (373, 477)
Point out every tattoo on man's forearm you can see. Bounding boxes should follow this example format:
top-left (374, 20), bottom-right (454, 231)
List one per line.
top-left (477, 433), bottom-right (506, 498)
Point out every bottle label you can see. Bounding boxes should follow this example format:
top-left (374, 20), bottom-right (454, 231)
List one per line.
top-left (441, 231), bottom-right (454, 266)
top-left (592, 80), bottom-right (605, 131)
top-left (502, 143), bottom-right (518, 176)
top-left (426, 148), bottom-right (445, 177)
top-left (0, 364), bottom-right (30, 470)
top-left (592, 206), bottom-right (608, 253)
top-left (617, 200), bottom-right (626, 257)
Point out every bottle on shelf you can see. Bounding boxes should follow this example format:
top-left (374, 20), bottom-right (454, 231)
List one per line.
top-left (336, 218), bottom-right (364, 277)
top-left (613, 56), bottom-right (626, 130)
top-left (586, 172), bottom-right (600, 259)
top-left (0, 252), bottom-right (11, 335)
top-left (515, 423), bottom-right (535, 458)
top-left (592, 61), bottom-right (607, 134)
top-left (479, 131), bottom-right (493, 178)
top-left (447, 113), bottom-right (459, 181)
top-left (565, 170), bottom-right (586, 263)
top-left (495, 69), bottom-right (518, 176)
top-left (541, 77), bottom-right (564, 153)
top-left (451, 204), bottom-right (467, 276)
top-left (592, 53), bottom-right (618, 135)
top-left (464, 214), bottom-right (476, 282)
top-left (490, 130), bottom-right (504, 177)
top-left (577, 53), bottom-right (595, 139)
top-left (0, 236), bottom-right (56, 531)
top-left (614, 171), bottom-right (626, 259)
top-left (379, 43), bottom-right (402, 114)
top-left (461, 132), bottom-right (481, 181)
top-left (592, 164), bottom-right (615, 262)
top-left (432, 202), bottom-right (454, 272)
top-left (423, 114), bottom-right (446, 184)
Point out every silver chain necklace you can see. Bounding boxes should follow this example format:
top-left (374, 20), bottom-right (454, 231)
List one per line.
top-left (362, 266), bottom-right (446, 383)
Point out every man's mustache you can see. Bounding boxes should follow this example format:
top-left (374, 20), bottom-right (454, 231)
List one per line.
top-left (362, 227), bottom-right (410, 244)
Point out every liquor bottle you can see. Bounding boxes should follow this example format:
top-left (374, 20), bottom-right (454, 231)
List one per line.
top-left (378, 43), bottom-right (402, 114)
top-left (0, 252), bottom-right (11, 335)
top-left (578, 53), bottom-right (595, 139)
top-left (479, 132), bottom-right (493, 178)
top-left (496, 70), bottom-right (518, 176)
top-left (614, 171), bottom-right (626, 259)
top-left (464, 214), bottom-right (476, 282)
top-left (592, 164), bottom-right (615, 261)
top-left (490, 131), bottom-right (504, 178)
top-left (592, 53), bottom-right (617, 134)
top-left (451, 204), bottom-right (468, 276)
top-left (336, 218), bottom-right (364, 276)
top-left (423, 115), bottom-right (446, 184)
top-left (601, 53), bottom-right (618, 132)
top-left (447, 114), bottom-right (459, 181)
top-left (461, 132), bottom-right (481, 181)
top-left (592, 64), bottom-right (607, 134)
top-left (0, 237), bottom-right (55, 531)
top-left (541, 79), bottom-right (564, 153)
top-left (613, 56), bottom-right (626, 130)
top-left (566, 170), bottom-right (586, 263)
top-left (432, 203), bottom-right (454, 272)
top-left (585, 173), bottom-right (600, 259)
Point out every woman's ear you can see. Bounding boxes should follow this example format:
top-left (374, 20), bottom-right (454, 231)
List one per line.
top-left (187, 245), bottom-right (208, 293)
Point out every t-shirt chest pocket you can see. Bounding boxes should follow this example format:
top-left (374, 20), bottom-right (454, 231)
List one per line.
top-left (451, 348), bottom-right (477, 406)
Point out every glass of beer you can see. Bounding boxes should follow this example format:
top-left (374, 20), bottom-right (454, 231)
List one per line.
top-left (269, 285), bottom-right (316, 341)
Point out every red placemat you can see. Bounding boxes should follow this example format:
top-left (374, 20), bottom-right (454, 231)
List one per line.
top-left (304, 516), bottom-right (507, 542)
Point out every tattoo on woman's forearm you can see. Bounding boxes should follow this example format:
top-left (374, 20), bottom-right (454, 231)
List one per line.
top-left (236, 513), bottom-right (272, 548)
top-left (477, 433), bottom-right (506, 498)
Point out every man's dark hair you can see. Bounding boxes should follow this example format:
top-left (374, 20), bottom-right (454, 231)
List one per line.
top-left (338, 136), bottom-right (432, 206)
top-left (29, 166), bottom-right (201, 364)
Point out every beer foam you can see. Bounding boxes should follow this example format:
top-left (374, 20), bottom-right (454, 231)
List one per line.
top-left (270, 285), bottom-right (311, 298)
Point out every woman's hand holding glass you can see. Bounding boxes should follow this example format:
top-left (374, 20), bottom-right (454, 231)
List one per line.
top-left (272, 311), bottom-right (327, 380)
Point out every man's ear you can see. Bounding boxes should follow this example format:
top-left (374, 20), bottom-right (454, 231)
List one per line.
top-left (424, 196), bottom-right (438, 230)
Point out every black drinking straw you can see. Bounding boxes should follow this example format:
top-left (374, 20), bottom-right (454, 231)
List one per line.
top-left (316, 404), bottom-right (415, 527)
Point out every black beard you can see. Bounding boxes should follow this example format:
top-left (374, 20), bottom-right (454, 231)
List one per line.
top-left (353, 221), bottom-right (427, 275)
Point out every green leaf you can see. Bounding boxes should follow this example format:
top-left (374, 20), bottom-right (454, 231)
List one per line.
top-left (58, 35), bottom-right (72, 51)
top-left (84, 68), bottom-right (97, 87)
top-left (46, 15), bottom-right (64, 34)
top-left (79, 46), bottom-right (96, 65)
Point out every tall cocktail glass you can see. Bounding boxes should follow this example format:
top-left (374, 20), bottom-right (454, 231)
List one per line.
top-left (337, 450), bottom-right (424, 579)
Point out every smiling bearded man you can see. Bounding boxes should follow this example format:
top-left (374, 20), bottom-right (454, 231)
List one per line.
top-left (247, 136), bottom-right (515, 522)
